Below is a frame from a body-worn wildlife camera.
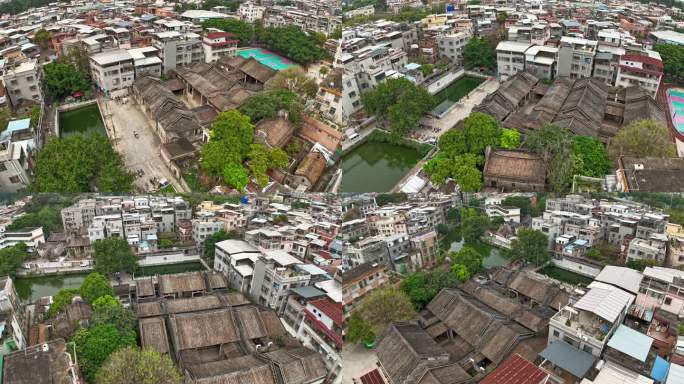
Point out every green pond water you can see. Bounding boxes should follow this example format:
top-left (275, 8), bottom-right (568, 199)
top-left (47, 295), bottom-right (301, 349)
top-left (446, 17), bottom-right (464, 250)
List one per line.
top-left (137, 261), bottom-right (206, 277)
top-left (59, 104), bottom-right (106, 137)
top-left (339, 142), bottom-right (421, 192)
top-left (444, 230), bottom-right (509, 269)
top-left (15, 273), bottom-right (88, 302)
top-left (434, 76), bottom-right (484, 104)
top-left (540, 266), bottom-right (593, 285)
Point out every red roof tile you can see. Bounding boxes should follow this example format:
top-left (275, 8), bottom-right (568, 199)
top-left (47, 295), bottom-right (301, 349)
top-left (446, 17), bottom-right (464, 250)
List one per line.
top-left (205, 31), bottom-right (235, 39)
top-left (310, 298), bottom-right (344, 327)
top-left (359, 369), bottom-right (386, 384)
top-left (480, 354), bottom-right (549, 384)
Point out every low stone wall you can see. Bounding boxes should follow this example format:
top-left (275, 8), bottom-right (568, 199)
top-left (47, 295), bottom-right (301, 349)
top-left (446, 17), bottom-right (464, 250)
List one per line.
top-left (551, 256), bottom-right (602, 278)
top-left (426, 68), bottom-right (465, 95)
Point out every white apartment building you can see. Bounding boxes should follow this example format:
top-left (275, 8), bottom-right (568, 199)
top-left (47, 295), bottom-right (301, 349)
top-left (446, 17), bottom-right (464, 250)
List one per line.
top-left (89, 50), bottom-right (136, 95)
top-left (0, 227), bottom-right (44, 251)
top-left (626, 235), bottom-right (668, 264)
top-left (237, 1), bottom-right (265, 23)
top-left (549, 281), bottom-right (633, 357)
top-left (437, 31), bottom-right (470, 64)
top-left (524, 45), bottom-right (558, 80)
top-left (128, 47), bottom-right (163, 78)
top-left (496, 41), bottom-right (532, 80)
top-left (152, 31), bottom-right (203, 73)
top-left (214, 239), bottom-right (263, 292)
top-left (614, 52), bottom-right (663, 98)
top-left (315, 68), bottom-right (359, 125)
top-left (344, 5), bottom-right (375, 19)
top-left (508, 22), bottom-right (550, 46)
top-left (2, 59), bottom-right (41, 106)
top-left (556, 36), bottom-right (597, 79)
top-left (263, 7), bottom-right (341, 35)
top-left (61, 199), bottom-right (97, 231)
top-left (0, 124), bottom-right (32, 194)
top-left (249, 250), bottom-right (313, 311)
top-left (202, 31), bottom-right (238, 63)
top-left (191, 216), bottom-right (223, 245)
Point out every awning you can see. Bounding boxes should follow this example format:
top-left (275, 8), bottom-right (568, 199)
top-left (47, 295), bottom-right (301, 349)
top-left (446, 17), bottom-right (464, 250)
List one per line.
top-left (652, 356), bottom-right (670, 382)
top-left (539, 340), bottom-right (595, 378)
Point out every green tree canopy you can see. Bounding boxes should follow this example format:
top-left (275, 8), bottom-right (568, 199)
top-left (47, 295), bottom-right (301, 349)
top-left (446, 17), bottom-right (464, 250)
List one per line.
top-left (451, 245), bottom-right (483, 276)
top-left (92, 295), bottom-right (137, 336)
top-left (361, 78), bottom-right (435, 138)
top-left (509, 228), bottom-right (549, 266)
top-left (97, 346), bottom-right (182, 384)
top-left (463, 112), bottom-right (501, 154)
top-left (92, 239), bottom-right (139, 274)
top-left (0, 243), bottom-right (28, 278)
top-left (451, 263), bottom-right (471, 282)
top-left (346, 313), bottom-right (375, 344)
top-left (400, 269), bottom-right (458, 310)
top-left (8, 203), bottom-right (66, 236)
top-left (356, 287), bottom-right (415, 334)
top-left (201, 19), bottom-right (260, 46)
top-left (33, 28), bottom-right (51, 48)
top-left (500, 128), bottom-right (521, 149)
top-left (43, 61), bottom-right (91, 100)
top-left (73, 324), bottom-right (137, 383)
top-left (654, 44), bottom-right (684, 80)
top-left (461, 215), bottom-right (491, 243)
top-left (525, 124), bottom-right (575, 192)
top-left (608, 119), bottom-right (676, 159)
top-left (463, 37), bottom-right (496, 70)
top-left (265, 67), bottom-right (318, 100)
top-left (239, 90), bottom-right (303, 126)
top-left (31, 135), bottom-right (133, 193)
top-left (48, 288), bottom-right (79, 317)
top-left (80, 272), bottom-right (114, 303)
top-left (572, 136), bottom-right (612, 178)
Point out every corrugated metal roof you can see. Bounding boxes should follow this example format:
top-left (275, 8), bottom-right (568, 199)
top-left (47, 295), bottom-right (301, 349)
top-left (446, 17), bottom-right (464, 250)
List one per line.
top-left (594, 266), bottom-right (643, 294)
top-left (539, 341), bottom-right (595, 378)
top-left (667, 363), bottom-right (684, 384)
top-left (575, 282), bottom-right (633, 322)
top-left (606, 325), bottom-right (653, 362)
top-left (594, 361), bottom-right (653, 384)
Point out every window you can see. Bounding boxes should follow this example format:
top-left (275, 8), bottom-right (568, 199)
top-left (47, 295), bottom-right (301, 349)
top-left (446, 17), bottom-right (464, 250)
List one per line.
top-left (9, 175), bottom-right (20, 183)
top-left (0, 163), bottom-right (6, 172)
top-left (583, 345), bottom-right (592, 354)
top-left (665, 297), bottom-right (673, 305)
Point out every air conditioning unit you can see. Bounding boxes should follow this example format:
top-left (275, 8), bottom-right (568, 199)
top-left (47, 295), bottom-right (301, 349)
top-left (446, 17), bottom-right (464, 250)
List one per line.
top-left (634, 164), bottom-right (644, 171)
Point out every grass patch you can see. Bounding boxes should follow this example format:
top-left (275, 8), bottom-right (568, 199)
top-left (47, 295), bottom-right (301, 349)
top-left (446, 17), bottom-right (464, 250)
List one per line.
top-left (159, 184), bottom-right (176, 194)
top-left (183, 172), bottom-right (209, 193)
top-left (540, 266), bottom-right (593, 285)
top-left (433, 76), bottom-right (484, 104)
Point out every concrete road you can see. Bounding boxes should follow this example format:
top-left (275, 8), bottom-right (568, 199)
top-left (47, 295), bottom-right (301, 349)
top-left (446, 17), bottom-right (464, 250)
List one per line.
top-left (100, 97), bottom-right (187, 193)
top-left (339, 343), bottom-right (379, 383)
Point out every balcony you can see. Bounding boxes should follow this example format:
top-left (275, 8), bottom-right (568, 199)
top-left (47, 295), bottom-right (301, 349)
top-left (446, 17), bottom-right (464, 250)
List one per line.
top-left (552, 307), bottom-right (613, 344)
top-left (304, 308), bottom-right (343, 348)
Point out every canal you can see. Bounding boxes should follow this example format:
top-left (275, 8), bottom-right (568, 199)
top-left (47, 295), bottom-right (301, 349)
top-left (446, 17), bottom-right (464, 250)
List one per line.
top-left (59, 104), bottom-right (106, 138)
top-left (339, 141), bottom-right (421, 192)
top-left (15, 261), bottom-right (207, 302)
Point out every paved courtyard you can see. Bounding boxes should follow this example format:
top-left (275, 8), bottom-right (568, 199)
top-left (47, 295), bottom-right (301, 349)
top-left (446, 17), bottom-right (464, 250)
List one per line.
top-left (99, 96), bottom-right (187, 193)
top-left (339, 343), bottom-right (379, 383)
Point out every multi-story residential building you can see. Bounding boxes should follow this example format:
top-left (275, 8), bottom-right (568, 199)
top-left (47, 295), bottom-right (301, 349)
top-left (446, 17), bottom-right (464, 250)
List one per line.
top-left (337, 261), bottom-right (388, 317)
top-left (592, 47), bottom-right (623, 86)
top-left (524, 45), bottom-right (558, 80)
top-left (152, 31), bottom-right (203, 73)
top-left (263, 6), bottom-right (341, 35)
top-left (409, 230), bottom-right (439, 271)
top-left (614, 53), bottom-right (663, 98)
top-left (549, 281), bottom-right (633, 357)
top-left (315, 69), bottom-right (358, 125)
top-left (0, 227), bottom-right (44, 251)
top-left (626, 235), bottom-right (668, 264)
top-left (191, 216), bottom-right (223, 245)
top-left (90, 49), bottom-right (136, 95)
top-left (245, 228), bottom-right (288, 252)
top-left (2, 59), bottom-right (41, 106)
top-left (202, 31), bottom-right (238, 63)
top-left (0, 119), bottom-right (32, 193)
top-left (666, 223), bottom-right (684, 268)
top-left (496, 41), bottom-right (532, 79)
top-left (343, 236), bottom-right (390, 269)
top-left (382, 233), bottom-right (411, 269)
top-left (485, 205), bottom-right (521, 223)
top-left (508, 22), bottom-right (550, 46)
top-left (213, 239), bottom-right (263, 292)
top-left (367, 206), bottom-right (408, 236)
top-left (556, 36), bottom-right (597, 79)
top-left (0, 277), bottom-right (26, 351)
top-left (61, 199), bottom-right (97, 231)
top-left (214, 208), bottom-right (247, 232)
top-left (249, 250), bottom-right (313, 311)
top-left (237, 1), bottom-right (266, 22)
top-left (128, 46), bottom-right (163, 78)
top-left (437, 31), bottom-right (470, 64)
